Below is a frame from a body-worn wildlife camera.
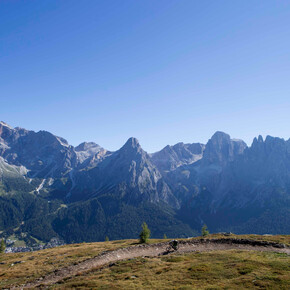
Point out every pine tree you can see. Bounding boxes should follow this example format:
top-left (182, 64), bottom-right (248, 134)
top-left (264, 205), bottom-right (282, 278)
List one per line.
top-left (139, 222), bottom-right (151, 243)
top-left (0, 239), bottom-right (5, 253)
top-left (105, 236), bottom-right (109, 242)
top-left (201, 224), bottom-right (209, 237)
top-left (163, 234), bottom-right (167, 239)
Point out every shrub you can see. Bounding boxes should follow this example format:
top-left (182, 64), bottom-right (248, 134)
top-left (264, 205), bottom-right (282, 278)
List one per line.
top-left (201, 224), bottom-right (209, 237)
top-left (139, 222), bottom-right (151, 243)
top-left (0, 239), bottom-right (5, 253)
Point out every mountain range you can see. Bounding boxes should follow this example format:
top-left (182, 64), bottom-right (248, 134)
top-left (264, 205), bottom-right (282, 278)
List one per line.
top-left (0, 121), bottom-right (289, 244)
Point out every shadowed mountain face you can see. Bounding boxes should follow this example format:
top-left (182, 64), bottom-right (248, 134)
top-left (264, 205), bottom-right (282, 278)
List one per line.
top-left (0, 121), bottom-right (289, 243)
top-left (70, 137), bottom-right (179, 208)
top-left (201, 131), bottom-right (247, 165)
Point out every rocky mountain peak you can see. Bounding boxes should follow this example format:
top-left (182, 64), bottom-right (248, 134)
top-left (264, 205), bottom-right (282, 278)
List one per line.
top-left (252, 135), bottom-right (265, 147)
top-left (119, 137), bottom-right (143, 155)
top-left (0, 122), bottom-right (17, 146)
top-left (0, 122), bottom-right (289, 243)
top-left (202, 131), bottom-right (247, 165)
top-left (74, 142), bottom-right (105, 166)
top-left (75, 142), bottom-right (101, 152)
top-left (172, 142), bottom-right (185, 149)
top-left (151, 141), bottom-right (205, 172)
top-left (210, 131), bottom-right (231, 143)
top-left (0, 121), bottom-right (13, 129)
top-left (251, 135), bottom-right (287, 156)
top-left (264, 135), bottom-right (285, 145)
top-left (124, 137), bottom-right (140, 147)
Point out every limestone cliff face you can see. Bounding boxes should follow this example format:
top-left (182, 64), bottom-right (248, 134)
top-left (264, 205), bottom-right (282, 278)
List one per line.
top-left (0, 121), bottom-right (77, 178)
top-left (70, 137), bottom-right (179, 208)
top-left (164, 132), bottom-right (290, 234)
top-left (0, 121), bottom-right (289, 240)
top-left (201, 131), bottom-right (247, 165)
top-left (151, 142), bottom-right (205, 172)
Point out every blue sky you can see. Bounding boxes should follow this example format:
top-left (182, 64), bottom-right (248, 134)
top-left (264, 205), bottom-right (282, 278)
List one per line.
top-left (1, 0), bottom-right (290, 152)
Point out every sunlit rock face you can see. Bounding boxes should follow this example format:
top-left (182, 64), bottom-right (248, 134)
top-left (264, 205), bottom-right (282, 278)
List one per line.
top-left (70, 137), bottom-right (179, 208)
top-left (0, 121), bottom-right (77, 178)
top-left (151, 142), bottom-right (205, 172)
top-left (0, 121), bottom-right (289, 243)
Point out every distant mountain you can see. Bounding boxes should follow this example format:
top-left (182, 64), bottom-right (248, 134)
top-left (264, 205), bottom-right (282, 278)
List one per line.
top-left (201, 131), bottom-right (247, 165)
top-left (69, 137), bottom-right (178, 208)
top-left (0, 121), bottom-right (77, 178)
top-left (165, 132), bottom-right (290, 234)
top-left (151, 142), bottom-right (205, 172)
top-left (74, 141), bottom-right (108, 168)
top-left (0, 121), bottom-right (289, 244)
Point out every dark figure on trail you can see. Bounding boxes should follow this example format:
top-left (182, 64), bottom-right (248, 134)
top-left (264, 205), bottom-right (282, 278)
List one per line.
top-left (166, 240), bottom-right (179, 252)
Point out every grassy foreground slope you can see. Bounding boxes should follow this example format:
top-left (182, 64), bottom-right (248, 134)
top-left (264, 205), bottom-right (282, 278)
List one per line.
top-left (0, 239), bottom-right (138, 288)
top-left (0, 235), bottom-right (289, 289)
top-left (58, 251), bottom-right (289, 289)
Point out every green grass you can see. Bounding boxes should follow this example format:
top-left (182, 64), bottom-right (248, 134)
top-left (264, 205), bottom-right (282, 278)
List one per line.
top-left (6, 235), bottom-right (26, 247)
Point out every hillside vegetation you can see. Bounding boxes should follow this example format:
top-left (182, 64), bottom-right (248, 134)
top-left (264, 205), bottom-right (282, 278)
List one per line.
top-left (1, 122), bottom-right (290, 244)
top-left (59, 250), bottom-right (289, 289)
top-left (0, 234), bottom-right (289, 289)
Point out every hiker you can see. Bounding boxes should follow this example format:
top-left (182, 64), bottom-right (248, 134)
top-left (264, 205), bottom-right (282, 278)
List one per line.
top-left (169, 240), bottom-right (179, 251)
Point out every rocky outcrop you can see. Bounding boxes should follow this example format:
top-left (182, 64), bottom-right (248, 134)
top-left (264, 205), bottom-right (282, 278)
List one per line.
top-left (201, 131), bottom-right (247, 166)
top-left (0, 122), bottom-right (77, 178)
top-left (0, 121), bottom-right (289, 242)
top-left (70, 137), bottom-right (179, 208)
top-left (151, 142), bottom-right (205, 172)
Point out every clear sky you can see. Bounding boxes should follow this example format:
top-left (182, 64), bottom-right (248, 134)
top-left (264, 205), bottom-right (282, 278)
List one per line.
top-left (1, 0), bottom-right (290, 152)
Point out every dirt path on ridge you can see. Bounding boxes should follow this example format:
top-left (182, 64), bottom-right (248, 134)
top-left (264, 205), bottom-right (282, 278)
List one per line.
top-left (15, 238), bottom-right (289, 289)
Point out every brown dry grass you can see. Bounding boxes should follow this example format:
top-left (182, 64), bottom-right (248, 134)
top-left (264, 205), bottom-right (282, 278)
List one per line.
top-left (196, 233), bottom-right (290, 246)
top-left (53, 250), bottom-right (290, 289)
top-left (0, 239), bottom-right (132, 288)
top-left (0, 235), bottom-right (289, 289)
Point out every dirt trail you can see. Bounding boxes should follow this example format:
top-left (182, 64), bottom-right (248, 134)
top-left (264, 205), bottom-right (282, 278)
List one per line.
top-left (16, 238), bottom-right (289, 289)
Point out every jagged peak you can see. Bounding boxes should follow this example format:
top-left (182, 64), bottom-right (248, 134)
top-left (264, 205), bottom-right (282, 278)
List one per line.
top-left (75, 142), bottom-right (101, 152)
top-left (208, 132), bottom-right (247, 149)
top-left (118, 137), bottom-right (145, 156)
top-left (0, 121), bottom-right (13, 129)
top-left (210, 131), bottom-right (231, 141)
top-left (265, 135), bottom-right (285, 143)
top-left (172, 142), bottom-right (186, 150)
top-left (123, 137), bottom-right (141, 149)
top-left (252, 135), bottom-right (265, 147)
top-left (56, 136), bottom-right (69, 147)
top-left (156, 144), bottom-right (174, 154)
top-left (32, 130), bottom-right (70, 147)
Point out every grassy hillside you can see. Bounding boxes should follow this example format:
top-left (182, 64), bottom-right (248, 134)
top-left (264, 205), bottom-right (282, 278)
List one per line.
top-left (59, 251), bottom-right (289, 289)
top-left (0, 235), bottom-right (289, 289)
